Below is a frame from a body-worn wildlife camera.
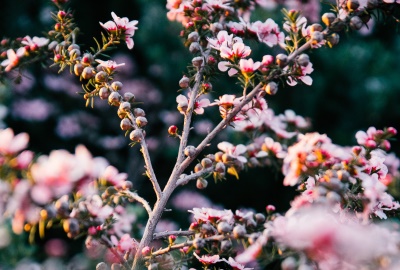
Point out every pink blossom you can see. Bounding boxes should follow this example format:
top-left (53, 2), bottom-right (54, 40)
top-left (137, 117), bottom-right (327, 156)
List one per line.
top-left (223, 257), bottom-right (254, 270)
top-left (218, 61), bottom-right (238, 76)
top-left (204, 0), bottom-right (233, 12)
top-left (21, 36), bottom-right (49, 51)
top-left (207, 30), bottom-right (235, 50)
top-left (220, 41), bottom-right (251, 60)
top-left (101, 165), bottom-right (128, 188)
top-left (250, 19), bottom-right (285, 47)
top-left (176, 94), bottom-right (210, 115)
top-left (1, 47), bottom-right (26, 72)
top-left (355, 127), bottom-right (379, 148)
top-left (100, 12), bottom-right (138, 49)
top-left (189, 207), bottom-right (234, 223)
top-left (218, 141), bottom-right (248, 163)
top-left (193, 253), bottom-right (221, 265)
top-left (0, 128), bottom-right (29, 155)
top-left (286, 62), bottom-right (314, 86)
top-left (95, 59), bottom-right (125, 70)
top-left (111, 233), bottom-right (137, 253)
top-left (239, 58), bottom-right (261, 74)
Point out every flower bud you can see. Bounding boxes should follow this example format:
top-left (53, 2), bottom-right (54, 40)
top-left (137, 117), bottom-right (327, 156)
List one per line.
top-left (96, 262), bottom-right (109, 270)
top-left (74, 63), bottom-right (84, 76)
top-left (68, 48), bottom-right (81, 60)
top-left (201, 158), bottom-right (213, 168)
top-left (81, 67), bottom-right (94, 80)
top-left (192, 56), bottom-right (203, 67)
top-left (130, 129), bottom-right (143, 142)
top-left (275, 54), bottom-right (288, 67)
top-left (347, 0), bottom-right (360, 11)
top-left (123, 92), bottom-right (135, 102)
top-left (119, 102), bottom-right (131, 112)
top-left (196, 178), bottom-right (208, 189)
top-left (214, 152), bottom-right (224, 162)
top-left (81, 53), bottom-right (94, 65)
top-left (188, 31), bottom-right (199, 42)
top-left (134, 108), bottom-right (146, 117)
top-left (142, 246), bottom-right (151, 256)
top-left (255, 213), bottom-right (266, 224)
top-left (189, 42), bottom-right (201, 54)
top-left (387, 127), bottom-right (397, 135)
top-left (264, 81), bottom-right (278, 95)
top-left (232, 225), bottom-right (247, 239)
top-left (68, 44), bottom-right (80, 52)
top-left (147, 263), bottom-right (159, 270)
top-left (179, 76), bottom-right (190, 88)
top-left (99, 87), bottom-right (110, 100)
top-left (311, 31), bottom-right (324, 43)
top-left (63, 218), bottom-right (80, 237)
top-left (297, 54), bottom-right (310, 67)
top-left (220, 240), bottom-right (232, 252)
top-left (57, 10), bottom-right (67, 20)
top-left (266, 204), bottom-right (276, 213)
top-left (217, 221), bottom-right (232, 233)
top-left (54, 54), bottom-right (64, 63)
top-left (48, 41), bottom-right (58, 50)
top-left (184, 145), bottom-right (196, 157)
top-left (122, 181), bottom-right (133, 190)
top-left (168, 125), bottom-right (178, 135)
top-left (95, 71), bottom-right (108, 83)
top-left (214, 162), bottom-right (225, 174)
top-left (111, 264), bottom-right (122, 270)
top-left (327, 33), bottom-right (340, 46)
top-left (321, 13), bottom-right (336, 27)
top-left (136, 116), bottom-right (148, 127)
top-left (310, 23), bottom-right (323, 33)
top-left (210, 22), bottom-right (223, 33)
top-left (194, 163), bottom-right (203, 173)
top-left (201, 82), bottom-right (212, 92)
top-left (350, 16), bottom-right (363, 30)
top-left (111, 81), bottom-right (123, 91)
top-left (108, 91), bottom-right (121, 106)
top-left (120, 118), bottom-right (132, 130)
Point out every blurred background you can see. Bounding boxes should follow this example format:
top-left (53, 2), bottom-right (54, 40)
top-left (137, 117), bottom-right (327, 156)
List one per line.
top-left (0, 0), bottom-right (400, 268)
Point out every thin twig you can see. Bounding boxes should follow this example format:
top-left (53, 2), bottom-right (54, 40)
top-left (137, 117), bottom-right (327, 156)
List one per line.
top-left (176, 166), bottom-right (214, 186)
top-left (122, 190), bottom-right (152, 216)
top-left (100, 235), bottom-right (132, 270)
top-left (153, 230), bottom-right (195, 240)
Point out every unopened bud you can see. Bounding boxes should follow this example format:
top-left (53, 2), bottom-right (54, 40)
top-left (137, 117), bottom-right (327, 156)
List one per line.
top-left (179, 76), bottom-right (190, 88)
top-left (95, 71), bottom-right (108, 83)
top-left (276, 54), bottom-right (288, 67)
top-left (81, 53), bottom-right (94, 65)
top-left (96, 262), bottom-right (109, 270)
top-left (215, 162), bottom-right (225, 174)
top-left (264, 81), bottom-right (278, 95)
top-left (134, 108), bottom-right (145, 117)
top-left (123, 92), bottom-right (135, 102)
top-left (217, 221), bottom-right (232, 233)
top-left (232, 225), bottom-right (247, 239)
top-left (196, 178), bottom-right (208, 189)
top-left (119, 102), bottom-right (131, 112)
top-left (168, 125), bottom-right (178, 135)
top-left (63, 218), bottom-right (80, 237)
top-left (310, 23), bottom-right (323, 33)
top-left (81, 67), bottom-right (94, 80)
top-left (194, 163), bottom-right (203, 173)
top-left (54, 54), bottom-right (64, 63)
top-left (120, 118), bottom-right (132, 130)
top-left (68, 48), bottom-right (81, 59)
top-left (74, 63), bottom-right (84, 76)
top-left (130, 129), bottom-right (143, 142)
top-left (281, 257), bottom-right (297, 270)
top-left (201, 158), bottom-right (213, 168)
top-left (327, 33), bottom-right (340, 46)
top-left (192, 56), bottom-right (203, 67)
top-left (210, 22), bottom-right (223, 33)
top-left (322, 13), bottom-right (336, 27)
top-left (188, 31), bottom-right (199, 42)
top-left (350, 16), bottom-right (363, 30)
top-left (99, 87), bottom-right (110, 100)
top-left (111, 81), bottom-right (123, 91)
top-left (311, 31), bottom-right (324, 43)
top-left (347, 0), bottom-right (360, 11)
top-left (142, 246), bottom-right (151, 256)
top-left (189, 42), bottom-right (201, 54)
top-left (136, 116), bottom-right (148, 127)
top-left (108, 91), bottom-right (121, 106)
top-left (297, 54), bottom-right (310, 67)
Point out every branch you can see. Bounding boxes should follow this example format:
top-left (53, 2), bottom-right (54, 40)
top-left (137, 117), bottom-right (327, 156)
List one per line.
top-left (127, 111), bottom-right (162, 200)
top-left (176, 166), bottom-right (214, 186)
top-left (153, 230), bottom-right (195, 240)
top-left (121, 190), bottom-right (152, 216)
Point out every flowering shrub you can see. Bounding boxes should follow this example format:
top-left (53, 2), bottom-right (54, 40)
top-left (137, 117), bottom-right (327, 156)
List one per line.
top-left (1, 0), bottom-right (400, 269)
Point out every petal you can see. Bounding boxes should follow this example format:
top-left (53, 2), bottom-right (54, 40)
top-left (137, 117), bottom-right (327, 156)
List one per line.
top-left (228, 68), bottom-right (238, 77)
top-left (218, 61), bottom-right (230, 72)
